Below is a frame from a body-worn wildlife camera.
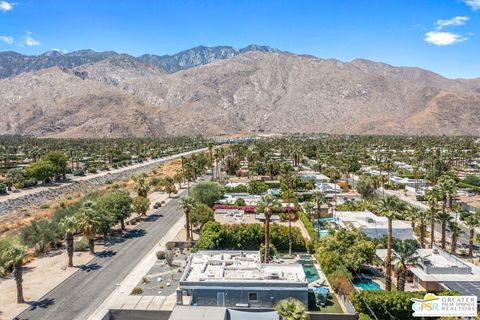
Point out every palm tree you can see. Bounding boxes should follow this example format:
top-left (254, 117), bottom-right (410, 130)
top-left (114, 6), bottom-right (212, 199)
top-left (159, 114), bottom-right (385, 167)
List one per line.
top-left (312, 191), bottom-right (328, 219)
top-left (375, 195), bottom-right (405, 291)
top-left (404, 206), bottom-right (421, 230)
top-left (435, 210), bottom-right (452, 250)
top-left (1, 245), bottom-right (27, 303)
top-left (424, 189), bottom-right (438, 248)
top-left (464, 214), bottom-right (479, 258)
top-left (256, 195), bottom-right (281, 263)
top-left (177, 197), bottom-right (196, 241)
top-left (393, 240), bottom-right (419, 291)
top-left (448, 221), bottom-right (464, 255)
top-left (275, 298), bottom-right (307, 320)
top-left (60, 216), bottom-right (77, 267)
top-left (75, 201), bottom-right (101, 255)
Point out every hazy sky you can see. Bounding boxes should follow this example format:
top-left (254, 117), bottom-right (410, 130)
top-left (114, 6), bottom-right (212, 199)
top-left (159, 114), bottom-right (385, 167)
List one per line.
top-left (1, 0), bottom-right (479, 78)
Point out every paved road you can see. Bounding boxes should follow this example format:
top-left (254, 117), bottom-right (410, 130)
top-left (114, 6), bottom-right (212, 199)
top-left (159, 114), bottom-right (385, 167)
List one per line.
top-left (14, 178), bottom-right (204, 320)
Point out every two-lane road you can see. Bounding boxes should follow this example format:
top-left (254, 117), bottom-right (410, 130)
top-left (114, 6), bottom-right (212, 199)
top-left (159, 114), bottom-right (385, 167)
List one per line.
top-left (15, 178), bottom-right (204, 320)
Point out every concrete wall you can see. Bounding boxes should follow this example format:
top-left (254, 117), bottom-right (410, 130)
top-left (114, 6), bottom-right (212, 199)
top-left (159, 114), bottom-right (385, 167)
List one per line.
top-left (190, 288), bottom-right (309, 309)
top-left (102, 309), bottom-right (172, 320)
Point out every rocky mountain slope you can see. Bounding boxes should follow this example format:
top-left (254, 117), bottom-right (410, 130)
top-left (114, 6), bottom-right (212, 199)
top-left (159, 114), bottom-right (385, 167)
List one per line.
top-left (138, 44), bottom-right (280, 73)
top-left (0, 45), bottom-right (278, 78)
top-left (0, 49), bottom-right (479, 137)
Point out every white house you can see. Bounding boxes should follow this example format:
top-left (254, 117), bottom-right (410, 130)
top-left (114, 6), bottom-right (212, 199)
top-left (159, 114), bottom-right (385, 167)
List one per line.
top-left (335, 211), bottom-right (413, 240)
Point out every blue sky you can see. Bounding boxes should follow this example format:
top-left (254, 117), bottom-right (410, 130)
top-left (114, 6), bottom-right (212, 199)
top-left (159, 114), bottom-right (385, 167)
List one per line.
top-left (0, 0), bottom-right (479, 78)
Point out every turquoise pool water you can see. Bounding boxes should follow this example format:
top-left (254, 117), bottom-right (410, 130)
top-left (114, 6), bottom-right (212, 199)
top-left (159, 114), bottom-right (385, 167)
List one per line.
top-left (319, 230), bottom-right (330, 237)
top-left (302, 264), bottom-right (320, 283)
top-left (352, 277), bottom-right (381, 291)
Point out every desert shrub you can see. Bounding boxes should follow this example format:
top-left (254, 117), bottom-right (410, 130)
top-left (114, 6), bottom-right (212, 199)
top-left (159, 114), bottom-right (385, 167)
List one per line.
top-left (20, 220), bottom-right (63, 254)
top-left (156, 251), bottom-right (166, 259)
top-left (0, 182), bottom-right (6, 194)
top-left (131, 287), bottom-right (143, 295)
top-left (73, 239), bottom-right (89, 252)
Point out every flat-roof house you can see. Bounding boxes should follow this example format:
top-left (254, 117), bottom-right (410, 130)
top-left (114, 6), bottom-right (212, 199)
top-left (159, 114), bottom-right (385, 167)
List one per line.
top-left (377, 248), bottom-right (480, 299)
top-left (335, 211), bottom-right (413, 240)
top-left (457, 195), bottom-right (480, 214)
top-left (177, 251), bottom-right (308, 308)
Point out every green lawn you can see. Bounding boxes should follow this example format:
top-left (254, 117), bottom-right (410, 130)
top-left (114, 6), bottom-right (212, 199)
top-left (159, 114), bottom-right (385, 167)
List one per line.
top-left (308, 292), bottom-right (344, 313)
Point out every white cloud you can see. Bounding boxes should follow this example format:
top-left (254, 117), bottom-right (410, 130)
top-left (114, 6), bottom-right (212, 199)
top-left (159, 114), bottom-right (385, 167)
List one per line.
top-left (464, 0), bottom-right (480, 10)
top-left (424, 31), bottom-right (467, 46)
top-left (0, 35), bottom-right (14, 44)
top-left (436, 16), bottom-right (469, 30)
top-left (23, 31), bottom-right (40, 46)
top-left (0, 1), bottom-right (15, 12)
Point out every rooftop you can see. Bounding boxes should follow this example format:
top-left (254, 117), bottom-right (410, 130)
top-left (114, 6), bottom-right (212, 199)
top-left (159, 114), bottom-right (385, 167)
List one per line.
top-left (180, 251), bottom-right (307, 284)
top-left (335, 211), bottom-right (411, 229)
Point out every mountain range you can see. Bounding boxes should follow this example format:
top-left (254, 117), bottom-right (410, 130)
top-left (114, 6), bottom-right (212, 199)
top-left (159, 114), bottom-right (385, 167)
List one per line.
top-left (0, 45), bottom-right (479, 137)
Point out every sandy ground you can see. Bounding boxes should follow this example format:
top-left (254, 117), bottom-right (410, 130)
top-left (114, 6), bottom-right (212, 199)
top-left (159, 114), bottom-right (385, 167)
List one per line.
top-left (0, 246), bottom-right (100, 320)
top-left (0, 181), bottom-right (182, 320)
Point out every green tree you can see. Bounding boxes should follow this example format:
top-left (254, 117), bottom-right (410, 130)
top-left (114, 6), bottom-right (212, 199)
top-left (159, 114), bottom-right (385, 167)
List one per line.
top-left (356, 175), bottom-right (376, 199)
top-left (464, 213), bottom-right (479, 258)
top-left (275, 298), bottom-right (307, 320)
top-left (25, 160), bottom-right (56, 183)
top-left (5, 168), bottom-right (25, 190)
top-left (375, 195), bottom-right (405, 291)
top-left (132, 196), bottom-right (150, 217)
top-left (191, 203), bottom-right (214, 232)
top-left (448, 221), bottom-right (464, 255)
top-left (392, 239), bottom-right (419, 291)
top-left (177, 196), bottom-right (196, 240)
top-left (256, 195), bottom-right (282, 263)
top-left (60, 216), bottom-right (77, 267)
top-left (247, 179), bottom-right (269, 195)
top-left (43, 151), bottom-right (68, 179)
top-left (75, 201), bottom-right (102, 254)
top-left (1, 245), bottom-right (27, 303)
top-left (97, 189), bottom-right (132, 230)
top-left (191, 181), bottom-right (224, 206)
top-left (436, 210), bottom-right (452, 250)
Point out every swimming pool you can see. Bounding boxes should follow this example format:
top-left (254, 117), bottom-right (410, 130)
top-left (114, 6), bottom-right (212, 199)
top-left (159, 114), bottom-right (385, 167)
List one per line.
top-left (302, 264), bottom-right (320, 283)
top-left (352, 277), bottom-right (381, 291)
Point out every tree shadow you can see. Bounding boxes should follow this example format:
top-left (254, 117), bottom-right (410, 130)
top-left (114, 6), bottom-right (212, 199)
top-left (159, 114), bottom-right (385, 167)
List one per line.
top-left (77, 262), bottom-right (102, 273)
top-left (144, 214), bottom-right (161, 221)
top-left (21, 265), bottom-right (36, 274)
top-left (25, 297), bottom-right (55, 311)
top-left (96, 250), bottom-right (117, 258)
top-left (122, 229), bottom-right (146, 239)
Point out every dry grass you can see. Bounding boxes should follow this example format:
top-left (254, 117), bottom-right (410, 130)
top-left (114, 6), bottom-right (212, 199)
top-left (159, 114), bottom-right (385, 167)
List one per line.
top-left (0, 157), bottom-right (184, 237)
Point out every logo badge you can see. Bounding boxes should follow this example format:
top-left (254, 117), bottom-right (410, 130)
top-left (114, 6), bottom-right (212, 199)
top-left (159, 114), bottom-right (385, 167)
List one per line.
top-left (411, 293), bottom-right (477, 317)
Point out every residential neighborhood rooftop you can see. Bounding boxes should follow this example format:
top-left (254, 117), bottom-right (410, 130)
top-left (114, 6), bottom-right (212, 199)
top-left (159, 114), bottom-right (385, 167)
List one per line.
top-left (180, 251), bottom-right (307, 284)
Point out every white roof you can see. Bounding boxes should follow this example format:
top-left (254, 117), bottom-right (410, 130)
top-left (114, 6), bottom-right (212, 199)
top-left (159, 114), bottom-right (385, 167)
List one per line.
top-left (181, 251), bottom-right (307, 284)
top-left (335, 211), bottom-right (410, 229)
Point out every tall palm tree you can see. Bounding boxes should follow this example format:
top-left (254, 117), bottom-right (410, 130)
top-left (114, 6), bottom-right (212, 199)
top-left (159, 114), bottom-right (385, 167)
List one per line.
top-left (177, 196), bottom-right (196, 241)
top-left (76, 201), bottom-right (101, 255)
top-left (448, 221), bottom-right (464, 255)
top-left (60, 216), bottom-right (77, 267)
top-left (1, 245), bottom-right (27, 303)
top-left (424, 189), bottom-right (438, 248)
top-left (375, 195), bottom-right (405, 291)
top-left (393, 240), bottom-right (419, 291)
top-left (404, 206), bottom-right (421, 230)
top-left (275, 298), bottom-right (307, 320)
top-left (435, 210), bottom-right (453, 250)
top-left (312, 191), bottom-right (328, 218)
top-left (256, 195), bottom-right (281, 263)
top-left (464, 214), bottom-right (479, 258)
